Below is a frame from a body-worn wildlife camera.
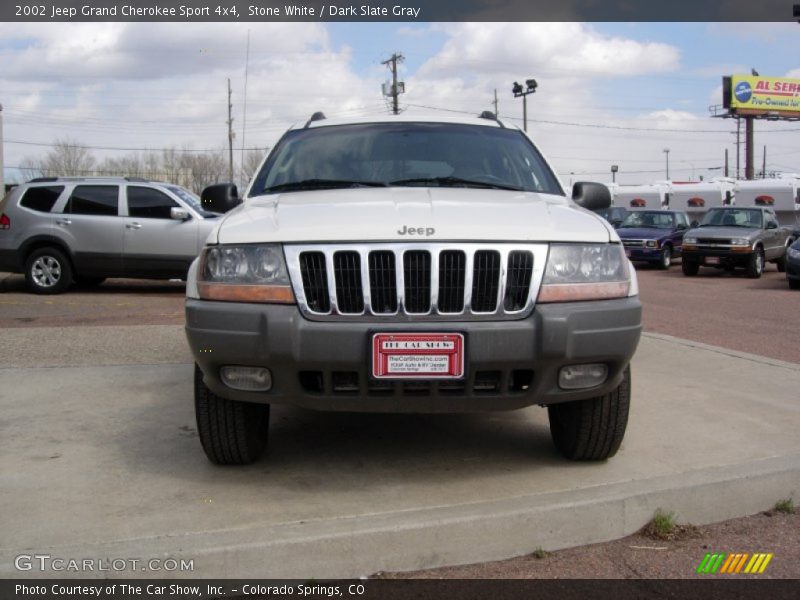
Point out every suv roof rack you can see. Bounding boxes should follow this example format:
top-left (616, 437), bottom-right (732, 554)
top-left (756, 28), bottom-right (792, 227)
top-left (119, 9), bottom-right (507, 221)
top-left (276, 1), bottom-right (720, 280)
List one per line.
top-left (304, 111), bottom-right (327, 128)
top-left (478, 111), bottom-right (504, 128)
top-left (26, 176), bottom-right (153, 184)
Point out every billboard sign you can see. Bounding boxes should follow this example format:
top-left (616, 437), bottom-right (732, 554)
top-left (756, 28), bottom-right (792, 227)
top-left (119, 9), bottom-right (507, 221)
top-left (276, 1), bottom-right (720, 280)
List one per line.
top-left (728, 74), bottom-right (800, 113)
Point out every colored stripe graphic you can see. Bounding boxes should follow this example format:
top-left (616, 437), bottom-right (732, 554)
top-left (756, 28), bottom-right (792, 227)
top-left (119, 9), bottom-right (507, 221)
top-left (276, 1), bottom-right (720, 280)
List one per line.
top-left (699, 552), bottom-right (773, 574)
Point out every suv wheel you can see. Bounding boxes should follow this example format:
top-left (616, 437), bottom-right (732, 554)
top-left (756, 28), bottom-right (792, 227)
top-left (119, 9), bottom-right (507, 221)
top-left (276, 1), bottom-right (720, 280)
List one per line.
top-left (747, 247), bottom-right (764, 279)
top-left (548, 365), bottom-right (631, 461)
top-left (194, 364), bottom-right (270, 465)
top-left (681, 259), bottom-right (699, 276)
top-left (25, 247), bottom-right (73, 295)
top-left (789, 278), bottom-right (800, 291)
top-left (658, 245), bottom-right (672, 270)
top-left (775, 255), bottom-right (787, 273)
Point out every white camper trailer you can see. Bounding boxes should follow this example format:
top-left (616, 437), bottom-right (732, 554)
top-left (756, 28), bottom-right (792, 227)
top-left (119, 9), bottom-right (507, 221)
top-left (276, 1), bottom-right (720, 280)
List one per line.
top-left (614, 183), bottom-right (669, 211)
top-left (669, 180), bottom-right (734, 224)
top-left (733, 178), bottom-right (800, 229)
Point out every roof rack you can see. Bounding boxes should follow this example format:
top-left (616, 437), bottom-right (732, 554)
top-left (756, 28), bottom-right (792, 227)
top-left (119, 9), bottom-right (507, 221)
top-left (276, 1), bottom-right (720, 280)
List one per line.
top-left (26, 176), bottom-right (153, 184)
top-left (304, 111), bottom-right (327, 128)
top-left (478, 111), bottom-right (504, 128)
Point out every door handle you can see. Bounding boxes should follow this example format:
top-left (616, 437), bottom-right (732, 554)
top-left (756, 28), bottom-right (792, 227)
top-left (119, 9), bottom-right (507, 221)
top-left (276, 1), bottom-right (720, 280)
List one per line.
top-left (56, 219), bottom-right (72, 226)
top-left (126, 222), bottom-right (142, 230)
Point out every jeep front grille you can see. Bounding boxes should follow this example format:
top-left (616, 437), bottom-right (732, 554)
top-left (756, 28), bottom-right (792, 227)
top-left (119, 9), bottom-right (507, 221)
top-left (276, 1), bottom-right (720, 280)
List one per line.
top-left (285, 243), bottom-right (548, 321)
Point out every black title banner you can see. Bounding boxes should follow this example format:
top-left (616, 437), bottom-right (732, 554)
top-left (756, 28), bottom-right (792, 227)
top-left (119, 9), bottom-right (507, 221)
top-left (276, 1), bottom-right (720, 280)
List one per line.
top-left (2, 0), bottom-right (799, 22)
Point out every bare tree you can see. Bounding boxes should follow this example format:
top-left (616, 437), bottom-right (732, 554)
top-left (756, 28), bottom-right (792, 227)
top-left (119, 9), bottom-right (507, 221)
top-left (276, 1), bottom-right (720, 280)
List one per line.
top-left (30, 138), bottom-right (97, 176)
top-left (241, 148), bottom-right (268, 188)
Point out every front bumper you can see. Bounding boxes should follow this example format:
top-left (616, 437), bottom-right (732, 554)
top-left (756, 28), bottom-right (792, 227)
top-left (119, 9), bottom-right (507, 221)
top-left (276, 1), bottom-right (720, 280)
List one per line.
top-left (186, 297), bottom-right (642, 413)
top-left (682, 248), bottom-right (753, 268)
top-left (624, 246), bottom-right (662, 262)
top-left (787, 256), bottom-right (800, 281)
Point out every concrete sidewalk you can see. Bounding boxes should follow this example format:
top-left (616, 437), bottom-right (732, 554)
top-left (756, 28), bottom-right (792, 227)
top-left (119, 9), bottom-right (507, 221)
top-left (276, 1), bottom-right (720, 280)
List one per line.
top-left (0, 333), bottom-right (798, 578)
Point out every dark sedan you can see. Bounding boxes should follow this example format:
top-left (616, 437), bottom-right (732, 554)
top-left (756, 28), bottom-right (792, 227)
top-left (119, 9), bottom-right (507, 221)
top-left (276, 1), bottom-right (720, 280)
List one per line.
top-left (616, 210), bottom-right (691, 270)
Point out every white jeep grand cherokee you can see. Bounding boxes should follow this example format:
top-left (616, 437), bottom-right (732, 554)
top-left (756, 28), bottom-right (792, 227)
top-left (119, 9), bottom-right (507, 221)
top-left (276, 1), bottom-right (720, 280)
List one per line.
top-left (185, 113), bottom-right (642, 465)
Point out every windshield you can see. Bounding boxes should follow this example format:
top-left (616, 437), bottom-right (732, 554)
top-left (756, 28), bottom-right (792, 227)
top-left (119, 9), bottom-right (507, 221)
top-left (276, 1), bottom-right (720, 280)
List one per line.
top-left (250, 122), bottom-right (564, 196)
top-left (619, 211), bottom-right (675, 229)
top-left (699, 208), bottom-right (762, 228)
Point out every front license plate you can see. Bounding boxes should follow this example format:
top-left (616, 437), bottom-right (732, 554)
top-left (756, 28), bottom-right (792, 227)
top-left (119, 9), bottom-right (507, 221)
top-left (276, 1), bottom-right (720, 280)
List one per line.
top-left (705, 256), bottom-right (720, 265)
top-left (372, 333), bottom-right (465, 379)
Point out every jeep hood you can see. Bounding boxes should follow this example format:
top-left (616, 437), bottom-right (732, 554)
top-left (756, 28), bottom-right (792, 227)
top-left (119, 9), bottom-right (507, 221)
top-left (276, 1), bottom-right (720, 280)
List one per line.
top-left (212, 187), bottom-right (614, 245)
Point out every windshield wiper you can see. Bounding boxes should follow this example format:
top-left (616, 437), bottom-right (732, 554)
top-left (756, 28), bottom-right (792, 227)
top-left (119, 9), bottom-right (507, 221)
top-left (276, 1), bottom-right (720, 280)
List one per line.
top-left (390, 176), bottom-right (524, 191)
top-left (263, 179), bottom-right (389, 193)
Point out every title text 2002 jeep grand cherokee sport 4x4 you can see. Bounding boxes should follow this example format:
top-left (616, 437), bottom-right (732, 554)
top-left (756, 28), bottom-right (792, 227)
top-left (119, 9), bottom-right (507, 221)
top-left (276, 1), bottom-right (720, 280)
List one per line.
top-left (185, 114), bottom-right (642, 465)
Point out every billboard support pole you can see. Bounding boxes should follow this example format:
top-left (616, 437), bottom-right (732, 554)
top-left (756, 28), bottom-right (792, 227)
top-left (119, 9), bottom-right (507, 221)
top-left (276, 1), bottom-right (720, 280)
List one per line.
top-left (745, 116), bottom-right (754, 180)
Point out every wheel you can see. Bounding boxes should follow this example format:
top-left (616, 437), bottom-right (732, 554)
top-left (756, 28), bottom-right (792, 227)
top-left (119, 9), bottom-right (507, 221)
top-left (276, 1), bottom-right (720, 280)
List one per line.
top-left (74, 276), bottom-right (106, 287)
top-left (548, 365), bottom-right (631, 461)
top-left (789, 278), bottom-right (800, 291)
top-left (746, 247), bottom-right (764, 279)
top-left (775, 256), bottom-right (786, 273)
top-left (681, 259), bottom-right (699, 276)
top-left (658, 245), bottom-right (672, 270)
top-left (25, 247), bottom-right (73, 295)
top-left (194, 364), bottom-right (269, 465)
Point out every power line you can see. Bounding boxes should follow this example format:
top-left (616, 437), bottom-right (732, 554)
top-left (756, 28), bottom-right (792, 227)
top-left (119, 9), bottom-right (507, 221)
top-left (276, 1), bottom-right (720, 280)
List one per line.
top-left (3, 139), bottom-right (266, 153)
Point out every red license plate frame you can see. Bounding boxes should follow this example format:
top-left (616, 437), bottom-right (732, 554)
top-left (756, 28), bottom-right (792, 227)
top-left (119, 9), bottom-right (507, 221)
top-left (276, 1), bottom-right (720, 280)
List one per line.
top-left (372, 333), bottom-right (465, 379)
top-left (705, 256), bottom-right (720, 265)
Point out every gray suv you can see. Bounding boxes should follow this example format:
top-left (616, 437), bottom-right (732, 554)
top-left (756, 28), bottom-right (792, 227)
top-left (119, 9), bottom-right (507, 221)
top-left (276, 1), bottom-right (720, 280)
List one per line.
top-left (0, 177), bottom-right (220, 294)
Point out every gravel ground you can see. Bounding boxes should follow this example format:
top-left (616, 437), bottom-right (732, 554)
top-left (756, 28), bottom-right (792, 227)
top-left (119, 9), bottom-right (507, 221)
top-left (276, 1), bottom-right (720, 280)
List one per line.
top-left (377, 509), bottom-right (800, 579)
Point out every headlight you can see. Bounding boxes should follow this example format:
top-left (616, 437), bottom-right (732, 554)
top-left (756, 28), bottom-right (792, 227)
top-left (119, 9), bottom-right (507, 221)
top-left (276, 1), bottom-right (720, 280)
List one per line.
top-left (789, 247), bottom-right (800, 260)
top-left (645, 240), bottom-right (659, 248)
top-left (197, 244), bottom-right (295, 304)
top-left (538, 244), bottom-right (630, 303)
top-left (731, 238), bottom-right (750, 246)
top-left (683, 237), bottom-right (697, 245)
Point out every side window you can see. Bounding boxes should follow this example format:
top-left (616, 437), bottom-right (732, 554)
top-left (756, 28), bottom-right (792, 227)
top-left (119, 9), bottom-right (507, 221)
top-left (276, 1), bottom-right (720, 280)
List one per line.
top-left (66, 186), bottom-right (119, 216)
top-left (677, 213), bottom-right (689, 227)
top-left (20, 186), bottom-right (64, 212)
top-left (127, 187), bottom-right (179, 219)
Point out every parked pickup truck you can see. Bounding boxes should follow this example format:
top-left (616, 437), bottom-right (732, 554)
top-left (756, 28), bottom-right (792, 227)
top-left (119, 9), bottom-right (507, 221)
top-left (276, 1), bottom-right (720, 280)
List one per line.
top-left (616, 210), bottom-right (692, 270)
top-left (185, 113), bottom-right (642, 465)
top-left (681, 206), bottom-right (795, 278)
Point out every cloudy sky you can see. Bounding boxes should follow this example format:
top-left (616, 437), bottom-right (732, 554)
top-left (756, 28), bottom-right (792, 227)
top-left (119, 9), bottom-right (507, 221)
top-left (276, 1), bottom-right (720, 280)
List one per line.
top-left (1, 21), bottom-right (799, 185)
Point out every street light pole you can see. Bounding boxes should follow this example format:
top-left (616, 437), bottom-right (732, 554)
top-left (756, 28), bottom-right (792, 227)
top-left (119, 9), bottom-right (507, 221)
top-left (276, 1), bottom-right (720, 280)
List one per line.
top-left (512, 79), bottom-right (538, 132)
top-left (663, 148), bottom-right (670, 180)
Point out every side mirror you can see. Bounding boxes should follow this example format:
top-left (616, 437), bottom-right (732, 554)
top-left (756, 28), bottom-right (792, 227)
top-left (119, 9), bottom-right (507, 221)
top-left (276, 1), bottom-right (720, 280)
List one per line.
top-left (201, 183), bottom-right (241, 213)
top-left (611, 219), bottom-right (623, 228)
top-left (676, 223), bottom-right (687, 230)
top-left (766, 221), bottom-right (778, 230)
top-left (572, 181), bottom-right (611, 211)
top-left (170, 207), bottom-right (190, 221)
top-left (691, 220), bottom-right (700, 228)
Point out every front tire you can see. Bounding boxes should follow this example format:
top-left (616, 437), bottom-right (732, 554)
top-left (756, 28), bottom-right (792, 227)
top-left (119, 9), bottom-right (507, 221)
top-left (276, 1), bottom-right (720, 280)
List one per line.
top-left (548, 365), bottom-right (631, 461)
top-left (658, 245), bottom-right (672, 270)
top-left (789, 278), bottom-right (800, 291)
top-left (25, 247), bottom-right (73, 295)
top-left (194, 365), bottom-right (270, 465)
top-left (682, 259), bottom-right (699, 276)
top-left (747, 247), bottom-right (764, 279)
top-left (775, 256), bottom-right (786, 273)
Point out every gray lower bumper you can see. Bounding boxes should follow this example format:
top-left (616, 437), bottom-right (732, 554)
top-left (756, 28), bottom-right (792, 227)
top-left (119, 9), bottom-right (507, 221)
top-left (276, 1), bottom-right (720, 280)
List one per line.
top-left (186, 297), bottom-right (642, 412)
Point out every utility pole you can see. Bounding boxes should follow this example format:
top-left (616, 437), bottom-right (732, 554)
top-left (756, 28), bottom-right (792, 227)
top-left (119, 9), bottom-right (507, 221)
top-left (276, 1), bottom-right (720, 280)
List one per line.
top-left (227, 78), bottom-right (234, 182)
top-left (240, 30), bottom-right (251, 188)
top-left (492, 89), bottom-right (499, 117)
top-left (762, 145), bottom-right (766, 179)
top-left (724, 148), bottom-right (729, 177)
top-left (382, 53), bottom-right (404, 115)
top-left (512, 79), bottom-right (537, 132)
top-left (663, 148), bottom-right (670, 180)
top-left (0, 103), bottom-right (4, 196)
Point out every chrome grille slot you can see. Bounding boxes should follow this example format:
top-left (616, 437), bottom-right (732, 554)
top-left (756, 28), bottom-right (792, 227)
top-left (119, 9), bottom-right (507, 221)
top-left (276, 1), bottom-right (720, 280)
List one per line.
top-left (368, 251), bottom-right (397, 314)
top-left (286, 243), bottom-right (548, 322)
top-left (403, 250), bottom-right (431, 313)
top-left (471, 250), bottom-right (501, 312)
top-left (298, 251), bottom-right (330, 313)
top-left (438, 250), bottom-right (466, 313)
top-left (333, 251), bottom-right (364, 314)
top-left (504, 251), bottom-right (533, 311)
